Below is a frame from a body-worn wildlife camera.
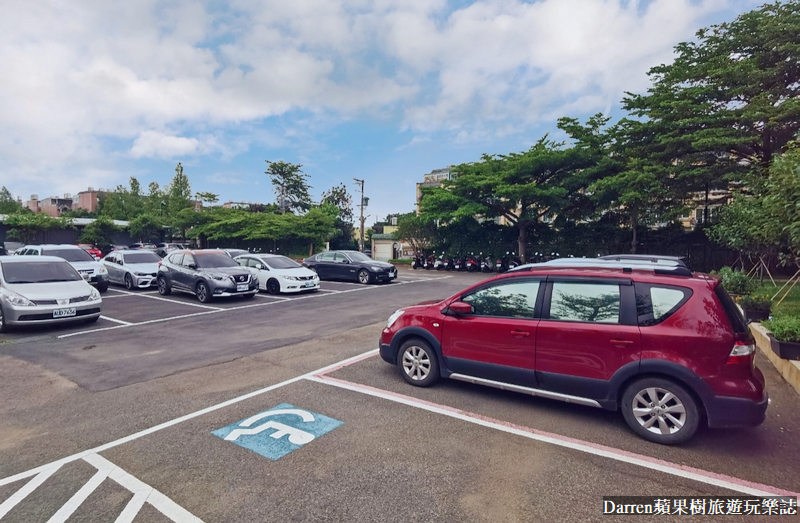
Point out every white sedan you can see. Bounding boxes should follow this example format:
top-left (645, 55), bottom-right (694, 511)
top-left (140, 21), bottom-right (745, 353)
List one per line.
top-left (235, 254), bottom-right (320, 294)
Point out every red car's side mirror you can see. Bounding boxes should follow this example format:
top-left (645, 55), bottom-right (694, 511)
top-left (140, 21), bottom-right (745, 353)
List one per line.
top-left (449, 301), bottom-right (473, 315)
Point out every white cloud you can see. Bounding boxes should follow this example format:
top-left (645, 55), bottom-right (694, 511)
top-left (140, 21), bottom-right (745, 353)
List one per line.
top-left (0, 0), bottom-right (762, 201)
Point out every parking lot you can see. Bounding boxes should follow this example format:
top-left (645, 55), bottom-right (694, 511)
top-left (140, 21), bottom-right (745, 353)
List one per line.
top-left (1, 269), bottom-right (800, 522)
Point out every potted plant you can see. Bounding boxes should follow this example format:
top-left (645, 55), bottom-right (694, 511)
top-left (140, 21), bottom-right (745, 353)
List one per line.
top-left (736, 293), bottom-right (772, 322)
top-left (762, 316), bottom-right (800, 360)
top-left (711, 267), bottom-right (756, 297)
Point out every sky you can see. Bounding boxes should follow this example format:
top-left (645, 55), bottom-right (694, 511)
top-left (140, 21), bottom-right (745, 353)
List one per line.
top-left (0, 0), bottom-right (763, 225)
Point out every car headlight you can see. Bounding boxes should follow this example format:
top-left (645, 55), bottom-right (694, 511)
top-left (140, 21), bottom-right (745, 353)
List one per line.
top-left (98, 265), bottom-right (108, 275)
top-left (386, 309), bottom-right (405, 329)
top-left (0, 288), bottom-right (35, 307)
top-left (281, 275), bottom-right (301, 281)
top-left (208, 273), bottom-right (229, 281)
top-left (370, 265), bottom-right (384, 271)
top-left (89, 288), bottom-right (101, 301)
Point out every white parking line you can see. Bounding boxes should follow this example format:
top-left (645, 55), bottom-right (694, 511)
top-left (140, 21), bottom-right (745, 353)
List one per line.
top-left (100, 316), bottom-right (133, 325)
top-left (110, 289), bottom-right (223, 310)
top-left (0, 349), bottom-right (379, 488)
top-left (57, 276), bottom-right (452, 338)
top-left (253, 293), bottom-right (292, 300)
top-left (305, 371), bottom-right (800, 499)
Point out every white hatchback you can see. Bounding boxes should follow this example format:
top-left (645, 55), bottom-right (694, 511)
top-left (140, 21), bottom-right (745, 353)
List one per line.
top-left (235, 254), bottom-right (320, 294)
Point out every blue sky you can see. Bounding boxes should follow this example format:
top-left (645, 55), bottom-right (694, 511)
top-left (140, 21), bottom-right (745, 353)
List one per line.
top-left (0, 0), bottom-right (762, 224)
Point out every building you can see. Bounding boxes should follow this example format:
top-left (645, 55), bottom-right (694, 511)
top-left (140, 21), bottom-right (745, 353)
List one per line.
top-left (26, 194), bottom-right (74, 217)
top-left (415, 167), bottom-right (454, 213)
top-left (73, 188), bottom-right (103, 213)
top-left (678, 189), bottom-right (732, 229)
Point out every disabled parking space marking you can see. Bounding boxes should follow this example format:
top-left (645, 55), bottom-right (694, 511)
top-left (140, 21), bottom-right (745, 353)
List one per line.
top-left (212, 403), bottom-right (343, 461)
top-left (0, 453), bottom-right (202, 522)
top-left (0, 350), bottom-right (378, 488)
top-left (305, 365), bottom-right (800, 499)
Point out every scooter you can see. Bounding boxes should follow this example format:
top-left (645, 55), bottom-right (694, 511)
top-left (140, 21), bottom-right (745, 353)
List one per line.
top-left (453, 255), bottom-right (464, 271)
top-left (481, 253), bottom-right (495, 273)
top-left (434, 252), bottom-right (446, 270)
top-left (443, 254), bottom-right (453, 271)
top-left (465, 253), bottom-right (480, 272)
top-left (412, 254), bottom-right (424, 270)
top-left (424, 253), bottom-right (435, 270)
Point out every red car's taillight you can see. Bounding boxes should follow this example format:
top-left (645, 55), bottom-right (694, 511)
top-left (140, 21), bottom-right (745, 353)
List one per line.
top-left (727, 339), bottom-right (756, 365)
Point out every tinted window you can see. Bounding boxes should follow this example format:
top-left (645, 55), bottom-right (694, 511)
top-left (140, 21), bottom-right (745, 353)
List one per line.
top-left (635, 284), bottom-right (692, 326)
top-left (462, 281), bottom-right (539, 318)
top-left (2, 261), bottom-right (82, 283)
top-left (549, 282), bottom-right (620, 324)
top-left (319, 252), bottom-right (335, 261)
top-left (347, 252), bottom-right (371, 262)
top-left (715, 285), bottom-right (747, 334)
top-left (42, 248), bottom-right (94, 262)
top-left (168, 253), bottom-right (184, 265)
top-left (123, 252), bottom-right (161, 264)
top-left (263, 256), bottom-right (301, 269)
top-left (195, 253), bottom-right (239, 268)
top-left (182, 254), bottom-right (196, 267)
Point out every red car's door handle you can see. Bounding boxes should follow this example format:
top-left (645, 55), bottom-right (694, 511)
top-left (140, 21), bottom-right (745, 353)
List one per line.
top-left (511, 330), bottom-right (530, 338)
top-left (611, 339), bottom-right (634, 345)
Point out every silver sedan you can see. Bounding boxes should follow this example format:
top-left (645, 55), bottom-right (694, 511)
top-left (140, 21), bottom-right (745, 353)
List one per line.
top-left (0, 256), bottom-right (102, 332)
top-left (102, 250), bottom-right (162, 289)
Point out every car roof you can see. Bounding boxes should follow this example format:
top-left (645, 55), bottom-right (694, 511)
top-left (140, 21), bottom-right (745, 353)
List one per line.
top-left (110, 250), bottom-right (161, 256)
top-left (0, 255), bottom-right (69, 264)
top-left (23, 244), bottom-right (84, 249)
top-left (509, 257), bottom-right (694, 277)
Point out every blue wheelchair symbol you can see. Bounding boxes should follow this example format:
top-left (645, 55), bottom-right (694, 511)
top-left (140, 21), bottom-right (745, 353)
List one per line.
top-left (212, 403), bottom-right (343, 460)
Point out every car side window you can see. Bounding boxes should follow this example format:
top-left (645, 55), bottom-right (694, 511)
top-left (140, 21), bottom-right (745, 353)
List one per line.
top-left (462, 281), bottom-right (540, 318)
top-left (635, 284), bottom-right (692, 326)
top-left (319, 252), bottom-right (335, 261)
top-left (549, 282), bottom-right (621, 324)
top-left (107, 254), bottom-right (116, 264)
top-left (333, 253), bottom-right (347, 263)
top-left (182, 255), bottom-right (196, 268)
top-left (168, 253), bottom-right (183, 265)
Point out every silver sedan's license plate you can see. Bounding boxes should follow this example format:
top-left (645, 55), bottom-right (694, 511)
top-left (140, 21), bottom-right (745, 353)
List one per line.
top-left (53, 308), bottom-right (77, 318)
top-left (237, 283), bottom-right (249, 292)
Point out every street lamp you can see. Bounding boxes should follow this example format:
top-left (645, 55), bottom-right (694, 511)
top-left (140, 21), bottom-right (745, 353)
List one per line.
top-left (353, 178), bottom-right (366, 252)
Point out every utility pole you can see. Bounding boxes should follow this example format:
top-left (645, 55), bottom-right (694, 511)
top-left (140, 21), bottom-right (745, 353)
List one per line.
top-left (353, 178), bottom-right (365, 252)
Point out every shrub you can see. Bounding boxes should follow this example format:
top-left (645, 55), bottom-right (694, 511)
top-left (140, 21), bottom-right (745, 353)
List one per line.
top-left (736, 293), bottom-right (772, 312)
top-left (710, 267), bottom-right (756, 295)
top-left (763, 315), bottom-right (800, 343)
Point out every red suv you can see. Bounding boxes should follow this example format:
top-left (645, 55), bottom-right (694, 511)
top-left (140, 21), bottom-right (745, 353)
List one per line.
top-left (380, 258), bottom-right (768, 444)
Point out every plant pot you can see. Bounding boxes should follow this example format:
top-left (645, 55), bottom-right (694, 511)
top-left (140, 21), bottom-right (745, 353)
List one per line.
top-left (743, 308), bottom-right (770, 322)
top-left (769, 335), bottom-right (800, 360)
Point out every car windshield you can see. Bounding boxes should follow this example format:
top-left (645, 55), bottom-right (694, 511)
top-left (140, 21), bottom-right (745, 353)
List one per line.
top-left (263, 256), bottom-right (301, 269)
top-left (346, 252), bottom-right (372, 262)
top-left (43, 248), bottom-right (94, 262)
top-left (124, 252), bottom-right (161, 264)
top-left (195, 253), bottom-right (240, 268)
top-left (2, 261), bottom-right (82, 283)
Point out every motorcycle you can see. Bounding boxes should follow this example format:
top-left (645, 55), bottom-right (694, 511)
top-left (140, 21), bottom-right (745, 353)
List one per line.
top-left (424, 253), bottom-right (435, 270)
top-left (412, 254), bottom-right (424, 270)
top-left (453, 255), bottom-right (464, 271)
top-left (443, 254), bottom-right (453, 271)
top-left (481, 254), bottom-right (494, 273)
top-left (465, 253), bottom-right (479, 272)
top-left (434, 252), bottom-right (446, 270)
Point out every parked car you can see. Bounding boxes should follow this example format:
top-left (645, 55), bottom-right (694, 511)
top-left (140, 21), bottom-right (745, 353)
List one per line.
top-left (157, 249), bottom-right (259, 303)
top-left (76, 243), bottom-right (102, 260)
top-left (235, 254), bottom-right (320, 294)
top-left (155, 243), bottom-right (187, 258)
top-left (379, 257), bottom-right (767, 445)
top-left (222, 248), bottom-right (249, 258)
top-left (128, 243), bottom-right (158, 250)
top-left (3, 242), bottom-right (24, 255)
top-left (102, 250), bottom-right (162, 290)
top-left (302, 250), bottom-right (397, 284)
top-left (17, 244), bottom-right (109, 292)
top-left (0, 256), bottom-right (102, 332)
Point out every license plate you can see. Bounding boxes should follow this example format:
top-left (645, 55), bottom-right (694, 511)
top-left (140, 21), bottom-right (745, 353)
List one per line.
top-left (237, 283), bottom-right (249, 292)
top-left (390, 271), bottom-right (397, 278)
top-left (53, 308), bottom-right (76, 318)
top-left (303, 282), bottom-right (315, 288)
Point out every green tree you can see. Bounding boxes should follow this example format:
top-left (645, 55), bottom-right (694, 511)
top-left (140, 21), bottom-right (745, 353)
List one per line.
top-left (4, 212), bottom-right (69, 244)
top-left (97, 177), bottom-right (145, 220)
top-left (420, 138), bottom-right (588, 261)
top-left (321, 183), bottom-right (356, 250)
top-left (623, 1), bottom-right (800, 186)
top-left (128, 214), bottom-right (164, 242)
top-left (0, 187), bottom-right (22, 214)
top-left (266, 160), bottom-right (312, 214)
top-left (78, 217), bottom-right (120, 253)
top-left (394, 213), bottom-right (437, 258)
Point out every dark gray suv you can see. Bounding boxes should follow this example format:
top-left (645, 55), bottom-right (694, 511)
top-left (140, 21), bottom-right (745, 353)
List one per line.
top-left (156, 250), bottom-right (259, 302)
